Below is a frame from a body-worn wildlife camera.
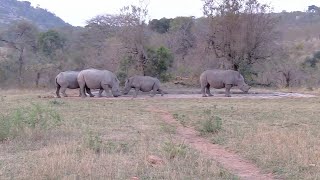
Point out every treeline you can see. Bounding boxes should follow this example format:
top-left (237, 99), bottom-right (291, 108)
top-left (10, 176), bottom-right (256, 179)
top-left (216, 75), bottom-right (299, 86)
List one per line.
top-left (0, 0), bottom-right (320, 89)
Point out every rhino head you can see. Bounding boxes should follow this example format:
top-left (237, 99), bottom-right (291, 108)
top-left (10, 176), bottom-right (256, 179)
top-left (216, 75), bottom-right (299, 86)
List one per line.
top-left (111, 77), bottom-right (121, 97)
top-left (239, 83), bottom-right (250, 93)
top-left (122, 78), bottom-right (132, 95)
top-left (237, 74), bottom-right (250, 93)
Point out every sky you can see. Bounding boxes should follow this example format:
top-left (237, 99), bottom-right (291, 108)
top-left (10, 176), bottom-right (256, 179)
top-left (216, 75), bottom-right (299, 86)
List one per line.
top-left (22, 0), bottom-right (320, 27)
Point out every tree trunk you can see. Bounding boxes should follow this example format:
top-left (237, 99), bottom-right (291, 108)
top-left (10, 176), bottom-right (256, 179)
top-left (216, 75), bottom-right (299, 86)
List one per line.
top-left (35, 72), bottom-right (40, 88)
top-left (18, 48), bottom-right (24, 87)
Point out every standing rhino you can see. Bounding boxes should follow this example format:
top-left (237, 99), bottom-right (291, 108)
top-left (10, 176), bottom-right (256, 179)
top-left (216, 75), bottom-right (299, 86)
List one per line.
top-left (200, 69), bottom-right (250, 97)
top-left (55, 71), bottom-right (94, 98)
top-left (123, 75), bottom-right (164, 98)
top-left (77, 69), bottom-right (121, 98)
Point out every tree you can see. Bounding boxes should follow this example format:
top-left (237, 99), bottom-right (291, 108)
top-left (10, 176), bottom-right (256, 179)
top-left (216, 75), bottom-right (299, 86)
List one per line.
top-left (168, 17), bottom-right (196, 63)
top-left (38, 30), bottom-right (65, 57)
top-left (149, 18), bottom-right (172, 33)
top-left (0, 20), bottom-right (38, 86)
top-left (118, 3), bottom-right (150, 75)
top-left (202, 0), bottom-right (278, 73)
top-left (145, 46), bottom-right (174, 81)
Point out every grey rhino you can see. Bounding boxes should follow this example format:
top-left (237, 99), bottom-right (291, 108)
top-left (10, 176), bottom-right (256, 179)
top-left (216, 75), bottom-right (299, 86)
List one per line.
top-left (55, 71), bottom-right (94, 98)
top-left (77, 69), bottom-right (121, 98)
top-left (200, 69), bottom-right (250, 97)
top-left (123, 75), bottom-right (164, 98)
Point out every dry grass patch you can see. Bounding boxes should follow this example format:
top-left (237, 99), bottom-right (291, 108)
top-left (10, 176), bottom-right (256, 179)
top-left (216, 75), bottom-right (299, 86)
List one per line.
top-left (157, 97), bottom-right (320, 179)
top-left (0, 90), bottom-right (236, 179)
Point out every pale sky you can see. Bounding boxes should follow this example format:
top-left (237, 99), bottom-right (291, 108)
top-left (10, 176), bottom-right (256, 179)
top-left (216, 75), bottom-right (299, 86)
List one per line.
top-left (22, 0), bottom-right (320, 26)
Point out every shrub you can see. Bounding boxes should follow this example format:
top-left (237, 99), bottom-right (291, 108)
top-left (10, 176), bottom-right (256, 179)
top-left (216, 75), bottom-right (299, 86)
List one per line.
top-left (163, 140), bottom-right (187, 159)
top-left (199, 110), bottom-right (222, 135)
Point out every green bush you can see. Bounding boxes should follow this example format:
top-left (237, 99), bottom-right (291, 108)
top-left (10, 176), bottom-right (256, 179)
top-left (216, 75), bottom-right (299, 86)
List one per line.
top-left (163, 140), bottom-right (187, 159)
top-left (199, 110), bottom-right (222, 135)
top-left (145, 46), bottom-right (174, 82)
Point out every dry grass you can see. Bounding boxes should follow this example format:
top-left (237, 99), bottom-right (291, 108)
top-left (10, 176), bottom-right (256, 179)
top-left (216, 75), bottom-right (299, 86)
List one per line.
top-left (158, 97), bottom-right (320, 179)
top-left (0, 90), bottom-right (235, 179)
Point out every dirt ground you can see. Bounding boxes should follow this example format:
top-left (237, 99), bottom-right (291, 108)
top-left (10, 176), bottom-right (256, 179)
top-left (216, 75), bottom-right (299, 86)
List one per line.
top-left (71, 90), bottom-right (316, 100)
top-left (48, 89), bottom-right (316, 179)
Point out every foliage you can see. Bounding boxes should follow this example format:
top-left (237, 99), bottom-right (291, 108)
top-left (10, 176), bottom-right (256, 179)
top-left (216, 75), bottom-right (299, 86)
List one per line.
top-left (203, 0), bottom-right (278, 72)
top-left (149, 18), bottom-right (172, 33)
top-left (38, 30), bottom-right (65, 56)
top-left (145, 46), bottom-right (174, 81)
top-left (163, 140), bottom-right (187, 159)
top-left (199, 109), bottom-right (222, 135)
top-left (302, 51), bottom-right (320, 69)
top-left (0, 0), bottom-right (69, 30)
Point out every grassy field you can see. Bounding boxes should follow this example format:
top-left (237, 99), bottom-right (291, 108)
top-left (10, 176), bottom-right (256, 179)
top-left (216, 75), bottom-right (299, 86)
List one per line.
top-left (0, 91), bottom-right (235, 179)
top-left (159, 97), bottom-right (320, 179)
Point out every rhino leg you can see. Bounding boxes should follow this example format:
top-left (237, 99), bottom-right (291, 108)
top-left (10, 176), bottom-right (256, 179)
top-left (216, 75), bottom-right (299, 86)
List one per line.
top-left (86, 87), bottom-right (94, 97)
top-left (101, 84), bottom-right (112, 97)
top-left (61, 87), bottom-right (68, 97)
top-left (150, 84), bottom-right (159, 97)
top-left (78, 89), bottom-right (86, 97)
top-left (159, 89), bottom-right (164, 96)
top-left (98, 89), bottom-right (104, 97)
top-left (56, 86), bottom-right (61, 98)
top-left (201, 83), bottom-right (207, 97)
top-left (206, 84), bottom-right (213, 97)
top-left (225, 84), bottom-right (232, 97)
top-left (133, 88), bottom-right (139, 98)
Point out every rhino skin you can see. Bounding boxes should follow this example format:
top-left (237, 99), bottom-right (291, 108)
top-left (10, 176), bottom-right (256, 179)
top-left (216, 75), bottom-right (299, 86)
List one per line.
top-left (199, 69), bottom-right (250, 97)
top-left (55, 71), bottom-right (94, 98)
top-left (77, 69), bottom-right (121, 98)
top-left (123, 75), bottom-right (164, 98)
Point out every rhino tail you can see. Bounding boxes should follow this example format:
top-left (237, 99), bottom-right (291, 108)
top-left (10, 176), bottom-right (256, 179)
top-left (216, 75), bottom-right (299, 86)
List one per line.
top-left (55, 76), bottom-right (60, 88)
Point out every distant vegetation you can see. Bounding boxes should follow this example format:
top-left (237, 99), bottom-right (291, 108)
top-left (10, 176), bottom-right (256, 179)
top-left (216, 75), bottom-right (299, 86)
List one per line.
top-left (0, 0), bottom-right (320, 89)
top-left (0, 0), bottom-right (70, 30)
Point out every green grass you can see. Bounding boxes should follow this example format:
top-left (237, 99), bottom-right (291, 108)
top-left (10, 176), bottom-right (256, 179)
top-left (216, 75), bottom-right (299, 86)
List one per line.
top-left (156, 97), bottom-right (320, 179)
top-left (0, 90), bottom-right (236, 179)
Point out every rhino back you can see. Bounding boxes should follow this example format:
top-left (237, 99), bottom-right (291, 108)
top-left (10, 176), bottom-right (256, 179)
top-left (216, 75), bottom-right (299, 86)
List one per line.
top-left (132, 76), bottom-right (159, 92)
top-left (81, 69), bottom-right (115, 89)
top-left (203, 70), bottom-right (240, 88)
top-left (56, 71), bottom-right (80, 89)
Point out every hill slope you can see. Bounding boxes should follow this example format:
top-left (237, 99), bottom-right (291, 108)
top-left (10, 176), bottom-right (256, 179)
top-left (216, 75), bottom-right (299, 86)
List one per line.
top-left (0, 0), bottom-right (70, 30)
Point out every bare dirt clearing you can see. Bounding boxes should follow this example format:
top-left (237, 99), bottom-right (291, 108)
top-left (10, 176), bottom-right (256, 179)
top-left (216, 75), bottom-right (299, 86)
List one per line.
top-left (58, 89), bottom-right (316, 100)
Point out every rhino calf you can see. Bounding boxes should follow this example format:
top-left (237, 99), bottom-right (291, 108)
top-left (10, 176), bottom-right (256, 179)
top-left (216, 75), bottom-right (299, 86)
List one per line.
top-left (123, 75), bottom-right (164, 98)
top-left (200, 70), bottom-right (250, 97)
top-left (55, 71), bottom-right (94, 98)
top-left (77, 69), bottom-right (121, 98)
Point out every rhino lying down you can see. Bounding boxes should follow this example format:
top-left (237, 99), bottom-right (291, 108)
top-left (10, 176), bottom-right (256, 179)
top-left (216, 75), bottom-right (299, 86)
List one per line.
top-left (123, 76), bottom-right (164, 98)
top-left (55, 71), bottom-right (94, 98)
top-left (200, 69), bottom-right (250, 97)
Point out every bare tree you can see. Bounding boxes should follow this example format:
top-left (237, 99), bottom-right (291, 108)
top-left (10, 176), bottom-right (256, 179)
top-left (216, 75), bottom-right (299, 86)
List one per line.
top-left (118, 2), bottom-right (150, 75)
top-left (202, 0), bottom-right (278, 71)
top-left (0, 20), bottom-right (38, 86)
top-left (168, 17), bottom-right (196, 66)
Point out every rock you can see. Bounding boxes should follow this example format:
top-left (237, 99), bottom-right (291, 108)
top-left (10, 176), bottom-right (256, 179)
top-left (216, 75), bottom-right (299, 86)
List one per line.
top-left (147, 155), bottom-right (164, 166)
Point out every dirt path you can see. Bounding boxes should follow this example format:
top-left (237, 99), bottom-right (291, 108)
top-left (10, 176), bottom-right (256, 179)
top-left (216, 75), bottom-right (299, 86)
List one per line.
top-left (148, 106), bottom-right (276, 180)
top-left (58, 92), bottom-right (316, 100)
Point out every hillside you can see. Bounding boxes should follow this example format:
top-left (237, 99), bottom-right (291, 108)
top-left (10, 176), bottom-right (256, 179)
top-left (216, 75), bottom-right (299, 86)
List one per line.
top-left (0, 0), bottom-right (70, 30)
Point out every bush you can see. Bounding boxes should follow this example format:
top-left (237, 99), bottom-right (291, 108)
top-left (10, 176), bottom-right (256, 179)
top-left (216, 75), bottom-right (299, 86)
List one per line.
top-left (163, 140), bottom-right (187, 159)
top-left (199, 110), bottom-right (222, 135)
top-left (145, 46), bottom-right (174, 82)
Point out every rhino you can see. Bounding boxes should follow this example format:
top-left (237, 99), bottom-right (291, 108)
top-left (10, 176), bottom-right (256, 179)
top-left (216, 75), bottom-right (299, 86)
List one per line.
top-left (200, 69), bottom-right (250, 97)
top-left (77, 69), bottom-right (121, 98)
top-left (55, 71), bottom-right (94, 98)
top-left (123, 76), bottom-right (164, 98)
